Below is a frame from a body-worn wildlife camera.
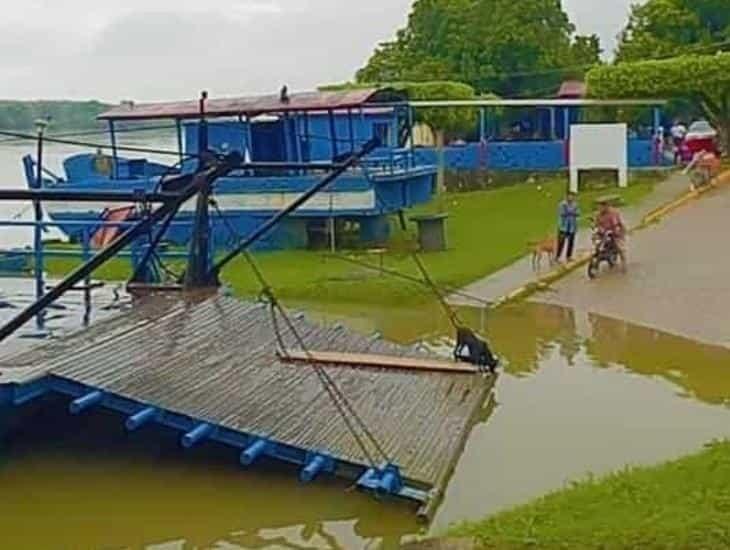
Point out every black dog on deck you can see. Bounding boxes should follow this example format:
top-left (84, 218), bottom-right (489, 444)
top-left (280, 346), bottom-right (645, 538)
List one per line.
top-left (454, 327), bottom-right (499, 373)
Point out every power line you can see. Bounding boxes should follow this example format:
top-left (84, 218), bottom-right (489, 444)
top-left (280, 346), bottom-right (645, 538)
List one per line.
top-left (484, 38), bottom-right (730, 83)
top-left (210, 199), bottom-right (390, 468)
top-left (0, 124), bottom-right (177, 145)
top-left (0, 129), bottom-right (190, 158)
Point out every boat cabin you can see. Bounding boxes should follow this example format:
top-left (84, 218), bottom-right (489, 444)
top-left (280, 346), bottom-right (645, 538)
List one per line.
top-left (28, 88), bottom-right (437, 251)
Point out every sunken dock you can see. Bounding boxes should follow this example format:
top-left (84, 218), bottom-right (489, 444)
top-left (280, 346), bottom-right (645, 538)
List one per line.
top-left (0, 291), bottom-right (494, 518)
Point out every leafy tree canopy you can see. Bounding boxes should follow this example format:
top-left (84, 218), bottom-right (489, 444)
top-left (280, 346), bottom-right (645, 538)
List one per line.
top-left (587, 53), bottom-right (730, 144)
top-left (616, 0), bottom-right (730, 62)
top-left (356, 0), bottom-right (601, 98)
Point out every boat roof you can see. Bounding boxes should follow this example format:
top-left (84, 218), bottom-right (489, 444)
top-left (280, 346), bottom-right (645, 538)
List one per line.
top-left (98, 88), bottom-right (400, 122)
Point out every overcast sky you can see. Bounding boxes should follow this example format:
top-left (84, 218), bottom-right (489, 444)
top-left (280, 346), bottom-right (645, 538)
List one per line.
top-left (0, 0), bottom-right (640, 102)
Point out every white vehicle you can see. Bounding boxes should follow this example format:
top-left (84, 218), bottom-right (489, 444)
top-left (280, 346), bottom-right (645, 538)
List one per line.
top-left (686, 120), bottom-right (718, 141)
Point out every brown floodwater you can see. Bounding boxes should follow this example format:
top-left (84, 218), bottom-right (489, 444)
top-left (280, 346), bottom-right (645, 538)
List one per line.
top-left (2, 280), bottom-right (730, 549)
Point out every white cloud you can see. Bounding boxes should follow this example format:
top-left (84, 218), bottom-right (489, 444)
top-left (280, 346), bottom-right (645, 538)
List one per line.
top-left (563, 0), bottom-right (644, 57)
top-left (0, 0), bottom-right (638, 101)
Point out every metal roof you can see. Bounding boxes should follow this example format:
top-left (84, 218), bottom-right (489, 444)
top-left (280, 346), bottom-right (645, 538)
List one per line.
top-left (404, 98), bottom-right (668, 108)
top-left (99, 88), bottom-right (390, 121)
top-left (557, 80), bottom-right (587, 99)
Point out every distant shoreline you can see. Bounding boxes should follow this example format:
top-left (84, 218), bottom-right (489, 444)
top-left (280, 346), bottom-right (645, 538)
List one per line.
top-left (0, 100), bottom-right (110, 132)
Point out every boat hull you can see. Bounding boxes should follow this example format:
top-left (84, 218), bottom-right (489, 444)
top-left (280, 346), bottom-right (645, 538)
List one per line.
top-left (43, 169), bottom-right (436, 250)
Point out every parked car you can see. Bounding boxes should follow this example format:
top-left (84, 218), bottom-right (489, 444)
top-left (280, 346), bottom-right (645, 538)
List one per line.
top-left (680, 120), bottom-right (720, 162)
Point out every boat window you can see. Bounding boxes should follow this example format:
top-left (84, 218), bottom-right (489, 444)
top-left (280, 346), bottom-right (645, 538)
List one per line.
top-left (372, 122), bottom-right (390, 147)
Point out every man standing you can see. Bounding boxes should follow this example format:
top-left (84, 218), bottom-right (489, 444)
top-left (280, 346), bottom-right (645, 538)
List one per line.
top-left (670, 120), bottom-right (687, 164)
top-left (556, 192), bottom-right (580, 262)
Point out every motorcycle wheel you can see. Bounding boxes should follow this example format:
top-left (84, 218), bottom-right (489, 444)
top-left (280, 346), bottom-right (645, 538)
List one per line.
top-left (588, 258), bottom-right (599, 279)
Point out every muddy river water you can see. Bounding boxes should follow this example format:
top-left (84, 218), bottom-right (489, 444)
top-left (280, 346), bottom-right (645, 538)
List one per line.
top-left (1, 140), bottom-right (730, 548)
top-left (1, 284), bottom-right (730, 549)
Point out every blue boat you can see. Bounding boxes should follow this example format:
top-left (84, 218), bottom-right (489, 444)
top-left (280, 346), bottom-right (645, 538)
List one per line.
top-left (23, 88), bottom-right (436, 251)
top-left (0, 251), bottom-right (28, 273)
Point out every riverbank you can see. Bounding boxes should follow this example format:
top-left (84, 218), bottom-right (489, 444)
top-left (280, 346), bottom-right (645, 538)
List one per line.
top-left (445, 441), bottom-right (730, 549)
top-left (43, 173), bottom-right (661, 307)
top-left (0, 100), bottom-right (109, 132)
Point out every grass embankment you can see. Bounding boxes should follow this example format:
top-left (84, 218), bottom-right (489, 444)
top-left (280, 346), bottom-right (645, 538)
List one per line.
top-left (44, 175), bottom-right (659, 307)
top-left (448, 441), bottom-right (730, 549)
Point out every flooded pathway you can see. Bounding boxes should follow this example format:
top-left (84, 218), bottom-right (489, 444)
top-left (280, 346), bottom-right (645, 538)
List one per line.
top-left (2, 282), bottom-right (730, 548)
top-left (449, 172), bottom-right (690, 307)
top-left (536, 183), bottom-right (730, 348)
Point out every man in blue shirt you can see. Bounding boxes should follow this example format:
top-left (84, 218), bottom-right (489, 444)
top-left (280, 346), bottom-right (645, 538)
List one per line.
top-left (556, 192), bottom-right (580, 262)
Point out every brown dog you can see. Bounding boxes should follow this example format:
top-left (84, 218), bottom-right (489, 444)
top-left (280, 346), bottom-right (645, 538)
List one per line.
top-left (529, 237), bottom-right (557, 271)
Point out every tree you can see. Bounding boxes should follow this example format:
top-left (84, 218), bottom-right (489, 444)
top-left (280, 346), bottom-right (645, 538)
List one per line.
top-left (0, 100), bottom-right (109, 131)
top-left (616, 0), bottom-right (730, 62)
top-left (356, 0), bottom-right (601, 97)
top-left (570, 35), bottom-right (603, 69)
top-left (679, 0), bottom-right (730, 36)
top-left (586, 53), bottom-right (730, 146)
top-left (323, 79), bottom-right (482, 192)
top-left (391, 81), bottom-right (479, 139)
top-left (322, 80), bottom-right (480, 138)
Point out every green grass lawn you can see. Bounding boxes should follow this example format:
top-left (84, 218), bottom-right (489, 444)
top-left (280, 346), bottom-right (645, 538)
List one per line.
top-left (43, 174), bottom-right (659, 307)
top-left (448, 441), bottom-right (730, 549)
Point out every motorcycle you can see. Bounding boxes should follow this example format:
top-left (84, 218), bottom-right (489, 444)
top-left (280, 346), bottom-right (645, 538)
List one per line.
top-left (588, 228), bottom-right (620, 279)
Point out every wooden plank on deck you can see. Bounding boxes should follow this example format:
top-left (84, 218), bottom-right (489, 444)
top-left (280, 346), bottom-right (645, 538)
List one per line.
top-left (280, 350), bottom-right (479, 374)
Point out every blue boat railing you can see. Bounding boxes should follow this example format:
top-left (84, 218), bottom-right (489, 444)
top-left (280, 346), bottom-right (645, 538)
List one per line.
top-left (361, 148), bottom-right (416, 176)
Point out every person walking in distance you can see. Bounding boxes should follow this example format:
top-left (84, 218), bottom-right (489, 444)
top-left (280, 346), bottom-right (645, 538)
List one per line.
top-left (556, 191), bottom-right (580, 262)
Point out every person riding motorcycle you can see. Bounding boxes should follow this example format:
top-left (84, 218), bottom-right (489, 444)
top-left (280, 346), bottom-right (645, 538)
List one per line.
top-left (595, 199), bottom-right (627, 271)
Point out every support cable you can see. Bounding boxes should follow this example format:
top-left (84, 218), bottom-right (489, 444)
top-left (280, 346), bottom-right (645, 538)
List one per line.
top-left (0, 124), bottom-right (178, 145)
top-left (371, 186), bottom-right (465, 329)
top-left (210, 197), bottom-right (390, 468)
top-left (0, 129), bottom-right (193, 159)
top-left (323, 253), bottom-right (490, 307)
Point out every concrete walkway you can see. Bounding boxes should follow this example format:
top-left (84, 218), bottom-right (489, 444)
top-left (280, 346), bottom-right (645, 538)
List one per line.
top-left (448, 172), bottom-right (691, 307)
top-left (534, 181), bottom-right (730, 349)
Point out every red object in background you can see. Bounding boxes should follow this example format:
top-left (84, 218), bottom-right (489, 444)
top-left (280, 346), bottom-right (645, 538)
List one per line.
top-left (91, 205), bottom-right (136, 248)
top-left (685, 136), bottom-right (718, 155)
top-left (680, 120), bottom-right (720, 163)
top-left (680, 137), bottom-right (719, 164)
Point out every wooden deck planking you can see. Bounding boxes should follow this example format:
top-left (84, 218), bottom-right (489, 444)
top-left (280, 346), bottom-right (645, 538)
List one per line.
top-left (0, 293), bottom-right (493, 487)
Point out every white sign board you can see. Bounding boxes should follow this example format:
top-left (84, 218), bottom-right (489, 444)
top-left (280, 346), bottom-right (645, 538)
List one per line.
top-left (570, 123), bottom-right (628, 193)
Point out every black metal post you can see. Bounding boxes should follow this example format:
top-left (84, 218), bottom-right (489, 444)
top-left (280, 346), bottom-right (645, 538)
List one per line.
top-left (0, 189), bottom-right (183, 202)
top-left (0, 155), bottom-right (241, 344)
top-left (108, 120), bottom-right (119, 179)
top-left (33, 119), bottom-right (48, 331)
top-left (184, 90), bottom-right (214, 288)
top-left (198, 91), bottom-right (209, 162)
top-left (184, 188), bottom-right (214, 288)
top-left (176, 118), bottom-right (184, 165)
top-left (347, 108), bottom-right (355, 153)
top-left (328, 109), bottom-right (338, 159)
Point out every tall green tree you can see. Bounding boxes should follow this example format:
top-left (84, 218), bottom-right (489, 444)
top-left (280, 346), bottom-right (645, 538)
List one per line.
top-left (587, 53), bottom-right (730, 146)
top-left (356, 0), bottom-right (601, 97)
top-left (616, 0), bottom-right (730, 62)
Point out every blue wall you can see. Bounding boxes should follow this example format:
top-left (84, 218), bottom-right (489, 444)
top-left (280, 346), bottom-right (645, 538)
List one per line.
top-left (303, 111), bottom-right (396, 161)
top-left (413, 139), bottom-right (665, 171)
